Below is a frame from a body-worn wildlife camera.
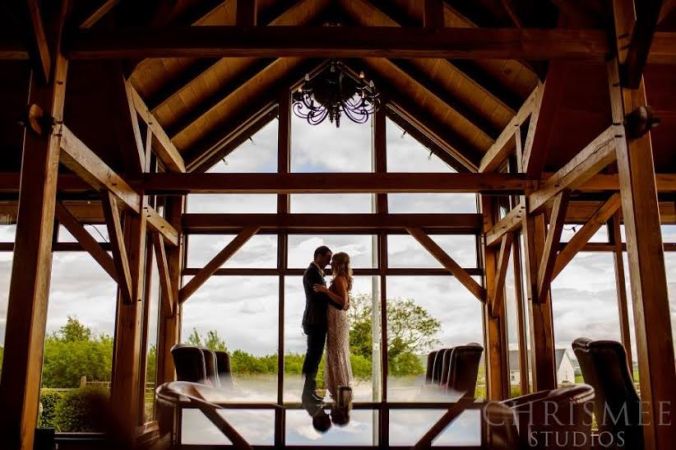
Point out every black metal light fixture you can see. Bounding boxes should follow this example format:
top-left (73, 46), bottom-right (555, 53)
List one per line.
top-left (292, 60), bottom-right (380, 127)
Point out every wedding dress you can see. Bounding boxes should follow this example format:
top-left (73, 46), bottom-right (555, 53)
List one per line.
top-left (325, 280), bottom-right (353, 400)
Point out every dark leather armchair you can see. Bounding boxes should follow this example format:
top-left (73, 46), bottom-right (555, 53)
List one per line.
top-left (425, 350), bottom-right (439, 384)
top-left (201, 348), bottom-right (220, 387)
top-left (426, 347), bottom-right (451, 385)
top-left (171, 344), bottom-right (208, 383)
top-left (573, 338), bottom-right (643, 450)
top-left (503, 384), bottom-right (595, 450)
top-left (215, 350), bottom-right (234, 388)
top-left (442, 343), bottom-right (484, 397)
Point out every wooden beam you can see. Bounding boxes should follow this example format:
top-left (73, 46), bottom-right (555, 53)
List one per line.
top-left (609, 212), bottom-right (634, 374)
top-left (180, 226), bottom-right (260, 303)
top-left (489, 232), bottom-right (514, 318)
top-left (423, 0), bottom-right (444, 28)
top-left (78, 0), bottom-right (119, 29)
top-left (537, 191), bottom-right (569, 300)
top-left (59, 125), bottom-right (179, 245)
top-left (236, 0), bottom-right (257, 26)
top-left (67, 26), bottom-right (611, 60)
top-left (153, 234), bottom-right (174, 317)
top-left (25, 0), bottom-right (51, 82)
top-left (479, 86), bottom-right (539, 173)
top-left (183, 213), bottom-right (483, 234)
top-left (528, 125), bottom-right (620, 213)
top-left (522, 213), bottom-right (557, 389)
top-left (622, 0), bottom-right (664, 88)
top-left (0, 10), bottom-right (68, 444)
top-left (55, 201), bottom-right (117, 282)
top-left (608, 56), bottom-right (676, 449)
top-left (485, 202), bottom-right (526, 247)
top-left (101, 191), bottom-right (133, 304)
top-left (578, 173), bottom-right (676, 192)
top-left (521, 62), bottom-right (569, 177)
top-left (553, 193), bottom-right (621, 279)
top-left (141, 172), bottom-right (533, 194)
top-left (127, 82), bottom-right (186, 172)
top-left (406, 227), bottom-right (486, 302)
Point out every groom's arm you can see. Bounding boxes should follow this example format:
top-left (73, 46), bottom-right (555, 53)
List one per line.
top-left (307, 268), bottom-right (342, 310)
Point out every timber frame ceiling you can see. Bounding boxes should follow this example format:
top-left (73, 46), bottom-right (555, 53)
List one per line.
top-left (1, 0), bottom-right (675, 176)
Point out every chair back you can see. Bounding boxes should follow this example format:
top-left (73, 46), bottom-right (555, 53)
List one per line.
top-left (171, 344), bottom-right (207, 383)
top-left (503, 384), bottom-right (595, 450)
top-left (432, 348), bottom-right (450, 384)
top-left (443, 343), bottom-right (484, 396)
top-left (425, 350), bottom-right (439, 384)
top-left (201, 348), bottom-right (220, 387)
top-left (482, 402), bottom-right (520, 450)
top-left (215, 350), bottom-right (234, 388)
top-left (572, 338), bottom-right (643, 450)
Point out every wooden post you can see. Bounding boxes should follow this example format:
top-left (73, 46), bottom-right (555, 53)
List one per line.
top-left (481, 196), bottom-right (509, 400)
top-left (110, 206), bottom-right (148, 445)
top-left (156, 196), bottom-right (184, 440)
top-left (608, 59), bottom-right (676, 449)
top-left (522, 212), bottom-right (557, 390)
top-left (608, 213), bottom-right (633, 373)
top-left (0, 3), bottom-right (68, 449)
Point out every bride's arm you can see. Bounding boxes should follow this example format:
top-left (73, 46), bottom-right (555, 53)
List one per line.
top-left (313, 278), bottom-right (349, 309)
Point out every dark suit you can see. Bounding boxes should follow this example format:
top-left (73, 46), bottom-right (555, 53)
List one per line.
top-left (301, 263), bottom-right (340, 398)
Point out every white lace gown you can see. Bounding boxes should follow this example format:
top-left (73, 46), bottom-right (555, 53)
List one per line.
top-left (325, 283), bottom-right (353, 400)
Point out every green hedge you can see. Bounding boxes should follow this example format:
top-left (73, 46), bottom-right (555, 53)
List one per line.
top-left (39, 386), bottom-right (109, 432)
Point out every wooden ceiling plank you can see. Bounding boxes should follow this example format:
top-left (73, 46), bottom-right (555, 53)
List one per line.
top-left (479, 85), bottom-right (540, 172)
top-left (179, 226), bottom-right (260, 303)
top-left (423, 0), bottom-right (444, 28)
top-left (67, 26), bottom-right (612, 60)
top-left (55, 201), bottom-right (117, 282)
top-left (127, 81), bottom-right (186, 172)
top-left (236, 0), bottom-right (257, 26)
top-left (78, 0), bottom-right (119, 29)
top-left (553, 193), bottom-right (621, 278)
top-left (407, 227), bottom-right (487, 302)
top-left (622, 0), bottom-right (663, 88)
top-left (528, 125), bottom-right (621, 214)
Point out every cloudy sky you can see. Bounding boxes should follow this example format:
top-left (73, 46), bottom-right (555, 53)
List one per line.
top-left (0, 112), bottom-right (675, 386)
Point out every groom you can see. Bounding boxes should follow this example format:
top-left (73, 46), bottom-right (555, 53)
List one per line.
top-left (301, 245), bottom-right (340, 406)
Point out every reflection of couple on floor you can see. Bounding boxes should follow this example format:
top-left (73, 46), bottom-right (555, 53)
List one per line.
top-left (301, 245), bottom-right (353, 432)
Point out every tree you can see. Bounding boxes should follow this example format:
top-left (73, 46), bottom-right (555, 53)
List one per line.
top-left (185, 328), bottom-right (228, 352)
top-left (348, 294), bottom-right (441, 376)
top-left (59, 316), bottom-right (92, 342)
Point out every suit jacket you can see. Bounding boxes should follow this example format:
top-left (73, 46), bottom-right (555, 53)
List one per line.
top-left (302, 263), bottom-right (340, 331)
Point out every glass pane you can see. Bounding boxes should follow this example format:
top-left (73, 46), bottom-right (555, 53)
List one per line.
top-left (560, 224), bottom-right (608, 243)
top-left (284, 276), bottom-right (380, 403)
top-left (285, 409), bottom-right (376, 446)
top-left (289, 194), bottom-right (373, 213)
top-left (0, 224), bottom-right (16, 242)
top-left (291, 114), bottom-right (372, 173)
top-left (666, 252), bottom-right (676, 356)
top-left (504, 243), bottom-right (523, 397)
top-left (552, 253), bottom-right (621, 386)
top-left (663, 224), bottom-right (676, 243)
top-left (187, 234), bottom-right (277, 269)
top-left (0, 250), bottom-right (13, 380)
top-left (390, 408), bottom-right (483, 447)
top-left (57, 225), bottom-right (109, 243)
top-left (287, 235), bottom-right (376, 269)
top-left (186, 194), bottom-right (277, 213)
top-left (388, 193), bottom-right (477, 214)
top-left (386, 118), bottom-right (455, 172)
top-left (144, 251), bottom-right (161, 422)
top-left (207, 119), bottom-right (278, 173)
top-left (181, 276), bottom-right (279, 402)
top-left (39, 252), bottom-right (117, 432)
top-left (386, 276), bottom-right (484, 401)
top-left (388, 235), bottom-right (477, 268)
top-left (181, 409), bottom-right (275, 445)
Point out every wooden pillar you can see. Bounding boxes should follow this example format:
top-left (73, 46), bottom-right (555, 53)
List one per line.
top-left (608, 213), bottom-right (633, 373)
top-left (521, 212), bottom-right (557, 390)
top-left (156, 196), bottom-right (184, 438)
top-left (0, 6), bottom-right (68, 450)
top-left (110, 207), bottom-right (148, 445)
top-left (481, 196), bottom-right (509, 400)
top-left (608, 60), bottom-right (676, 449)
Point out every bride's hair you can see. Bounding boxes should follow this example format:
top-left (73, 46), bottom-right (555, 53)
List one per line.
top-left (331, 252), bottom-right (352, 291)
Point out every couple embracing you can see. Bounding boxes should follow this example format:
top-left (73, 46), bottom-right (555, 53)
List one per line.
top-left (301, 245), bottom-right (353, 430)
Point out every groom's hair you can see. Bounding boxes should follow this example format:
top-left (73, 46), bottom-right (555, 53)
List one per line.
top-left (314, 245), bottom-right (332, 259)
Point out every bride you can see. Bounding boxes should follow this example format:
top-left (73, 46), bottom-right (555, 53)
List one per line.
top-left (313, 252), bottom-right (353, 403)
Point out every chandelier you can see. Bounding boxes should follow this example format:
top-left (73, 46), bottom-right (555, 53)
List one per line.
top-left (292, 60), bottom-right (380, 128)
